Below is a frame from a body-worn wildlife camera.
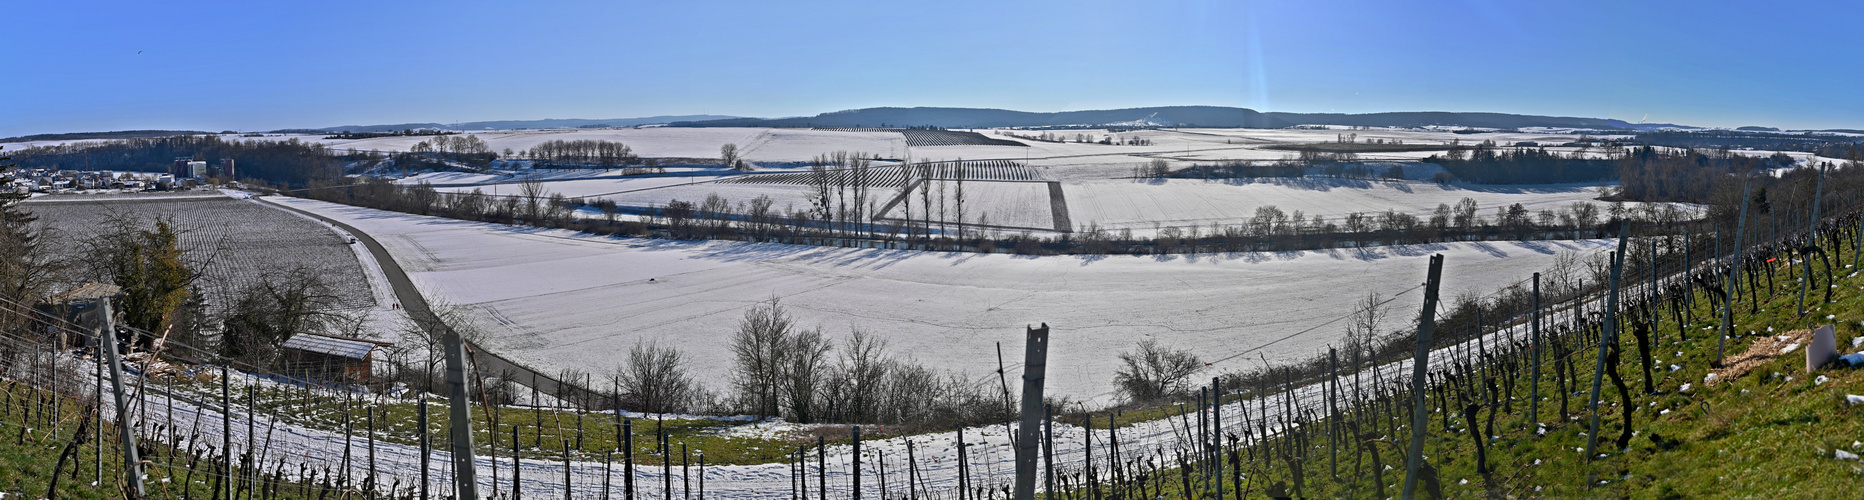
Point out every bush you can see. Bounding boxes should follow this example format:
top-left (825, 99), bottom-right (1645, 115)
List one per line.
top-left (617, 341), bottom-right (698, 414)
top-left (1113, 339), bottom-right (1202, 403)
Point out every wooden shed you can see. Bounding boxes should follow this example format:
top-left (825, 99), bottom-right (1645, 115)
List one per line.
top-left (279, 333), bottom-right (392, 382)
top-left (34, 282), bottom-right (122, 348)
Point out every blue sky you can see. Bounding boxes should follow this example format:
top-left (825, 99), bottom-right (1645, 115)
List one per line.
top-left (4, 1), bottom-right (1859, 136)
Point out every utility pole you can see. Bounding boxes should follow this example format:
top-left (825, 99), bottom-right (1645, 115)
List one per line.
top-left (96, 298), bottom-right (146, 498)
top-left (443, 331), bottom-right (480, 499)
top-left (1400, 254), bottom-right (1445, 500)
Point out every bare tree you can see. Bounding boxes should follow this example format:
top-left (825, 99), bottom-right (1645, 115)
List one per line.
top-left (953, 160), bottom-right (966, 239)
top-left (699, 193), bottom-right (732, 237)
top-left (721, 143), bottom-right (743, 171)
top-left (618, 341), bottom-right (698, 414)
top-left (782, 326), bottom-right (832, 423)
top-left (730, 297), bottom-right (794, 418)
top-left (1147, 158), bottom-right (1171, 178)
top-left (850, 156), bottom-right (870, 237)
top-left (519, 176), bottom-right (548, 223)
top-left (836, 328), bottom-right (889, 422)
top-left (664, 200), bottom-right (697, 238)
top-left (1453, 197), bottom-right (1480, 230)
top-left (746, 194), bottom-right (775, 241)
top-left (1345, 291), bottom-right (1388, 358)
top-left (220, 265), bottom-right (360, 366)
top-left (808, 154), bottom-right (835, 236)
top-left (897, 160), bottom-right (916, 241)
top-left (1112, 339), bottom-right (1202, 403)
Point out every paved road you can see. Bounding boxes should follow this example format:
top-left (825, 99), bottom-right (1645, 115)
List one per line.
top-left (255, 197), bottom-right (604, 407)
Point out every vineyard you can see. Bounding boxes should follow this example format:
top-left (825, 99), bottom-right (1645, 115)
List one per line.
top-left (901, 129), bottom-right (1029, 148)
top-left (23, 194), bottom-right (376, 315)
top-left (720, 160), bottom-right (1041, 189)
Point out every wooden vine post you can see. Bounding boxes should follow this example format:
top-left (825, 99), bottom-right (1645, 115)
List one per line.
top-left (1400, 253), bottom-right (1445, 500)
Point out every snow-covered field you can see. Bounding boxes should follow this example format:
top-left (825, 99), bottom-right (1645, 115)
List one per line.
top-left (1064, 178), bottom-right (1631, 236)
top-left (265, 196), bottom-right (1611, 403)
top-left (318, 127), bottom-right (908, 163)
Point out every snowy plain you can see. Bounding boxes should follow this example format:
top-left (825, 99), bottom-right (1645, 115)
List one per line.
top-left (264, 196), bottom-right (1610, 403)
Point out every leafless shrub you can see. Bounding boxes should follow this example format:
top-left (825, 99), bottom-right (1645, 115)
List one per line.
top-left (1112, 339), bottom-right (1202, 403)
top-left (617, 340), bottom-right (698, 414)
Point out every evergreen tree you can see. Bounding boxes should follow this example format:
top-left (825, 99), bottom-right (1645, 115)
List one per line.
top-left (111, 220), bottom-right (192, 345)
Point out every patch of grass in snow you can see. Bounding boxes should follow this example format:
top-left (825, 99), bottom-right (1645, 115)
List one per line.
top-left (0, 383), bottom-right (325, 499)
top-left (166, 381), bottom-right (816, 466)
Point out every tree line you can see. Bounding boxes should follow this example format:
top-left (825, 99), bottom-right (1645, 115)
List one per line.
top-left (524, 139), bottom-right (639, 168)
top-left (7, 135), bottom-right (349, 186)
top-left (1158, 158), bottom-right (1407, 181)
top-left (1425, 141), bottom-right (1615, 184)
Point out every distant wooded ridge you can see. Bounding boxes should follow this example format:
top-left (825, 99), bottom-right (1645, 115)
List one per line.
top-left (666, 106), bottom-right (1702, 131)
top-left (22, 107), bottom-right (1864, 143)
top-left (0, 130), bottom-right (213, 142)
top-left (275, 115), bottom-right (742, 134)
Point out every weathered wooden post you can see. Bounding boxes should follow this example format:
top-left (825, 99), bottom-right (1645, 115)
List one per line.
top-left (624, 418), bottom-right (634, 500)
top-left (95, 343), bottom-right (104, 489)
top-left (665, 419), bottom-right (674, 500)
top-left (958, 429), bottom-right (970, 500)
top-left (1013, 323), bottom-right (1050, 500)
top-left (95, 298), bottom-right (146, 498)
top-left (1718, 179), bottom-right (1752, 365)
top-left (224, 363), bottom-right (234, 499)
top-left (1212, 376), bottom-right (1223, 500)
top-left (1854, 199), bottom-right (1862, 267)
top-left (513, 425), bottom-right (522, 500)
top-left (1586, 228), bottom-right (1628, 459)
top-left (1529, 272), bottom-right (1542, 429)
top-left (1042, 404), bottom-right (1055, 498)
top-left (817, 435), bottom-right (826, 500)
top-left (853, 426), bottom-right (863, 500)
top-left (442, 331), bottom-right (479, 499)
top-left (419, 402), bottom-right (430, 500)
top-left (1400, 254), bottom-right (1445, 500)
top-left (1799, 162), bottom-right (1827, 314)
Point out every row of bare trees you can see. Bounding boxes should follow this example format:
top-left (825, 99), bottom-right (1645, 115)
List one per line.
top-left (728, 298), bottom-right (1009, 427)
top-left (525, 139), bottom-right (638, 168)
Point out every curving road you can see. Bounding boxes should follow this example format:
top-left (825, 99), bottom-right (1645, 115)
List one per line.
top-left (255, 196), bottom-right (602, 406)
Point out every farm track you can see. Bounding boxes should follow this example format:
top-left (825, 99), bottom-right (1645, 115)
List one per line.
top-left (1047, 181), bottom-right (1072, 232)
top-left (252, 197), bottom-right (602, 406)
